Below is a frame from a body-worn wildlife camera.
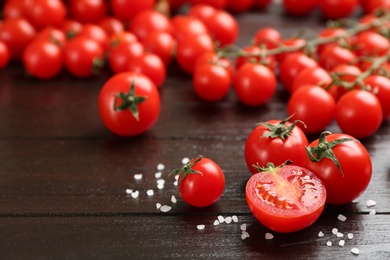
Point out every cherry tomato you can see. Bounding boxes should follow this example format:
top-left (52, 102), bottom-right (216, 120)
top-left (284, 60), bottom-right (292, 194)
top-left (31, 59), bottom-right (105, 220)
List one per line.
top-left (235, 45), bottom-right (276, 71)
top-left (0, 18), bottom-right (36, 60)
top-left (110, 0), bottom-right (155, 22)
top-left (288, 85), bottom-right (336, 134)
top-left (246, 162), bottom-right (326, 233)
top-left (195, 51), bottom-right (234, 78)
top-left (69, 0), bottom-right (107, 23)
top-left (97, 16), bottom-right (124, 37)
top-left (275, 38), bottom-right (306, 63)
top-left (283, 0), bottom-right (318, 16)
top-left (317, 27), bottom-right (349, 54)
top-left (171, 155), bottom-right (225, 207)
top-left (361, 0), bottom-right (390, 13)
top-left (354, 31), bottom-right (390, 57)
top-left (108, 31), bottom-right (138, 49)
top-left (253, 27), bottom-right (282, 49)
top-left (34, 27), bottom-right (66, 48)
top-left (22, 39), bottom-right (62, 79)
top-left (328, 64), bottom-right (361, 101)
top-left (0, 41), bottom-right (11, 69)
top-left (244, 117), bottom-right (309, 174)
top-left (76, 24), bottom-right (109, 51)
top-left (188, 0), bottom-right (227, 9)
top-left (171, 16), bottom-right (208, 43)
top-left (363, 75), bottom-right (390, 120)
top-left (192, 63), bottom-right (231, 102)
top-left (129, 10), bottom-right (173, 42)
top-left (304, 132), bottom-right (372, 204)
top-left (142, 31), bottom-right (175, 66)
top-left (176, 33), bottom-right (214, 74)
top-left (319, 0), bottom-right (359, 19)
top-left (291, 66), bottom-right (332, 93)
top-left (336, 90), bottom-right (383, 139)
top-left (108, 41), bottom-right (144, 74)
top-left (61, 19), bottom-right (83, 39)
top-left (203, 9), bottom-right (239, 46)
top-left (3, 0), bottom-right (28, 19)
top-left (98, 72), bottom-right (161, 136)
top-left (318, 44), bottom-right (357, 70)
top-left (279, 53), bottom-right (318, 93)
top-left (25, 0), bottom-right (66, 29)
top-left (226, 0), bottom-right (254, 13)
top-left (63, 36), bottom-right (105, 78)
top-left (234, 63), bottom-right (277, 107)
top-left (126, 52), bottom-right (166, 88)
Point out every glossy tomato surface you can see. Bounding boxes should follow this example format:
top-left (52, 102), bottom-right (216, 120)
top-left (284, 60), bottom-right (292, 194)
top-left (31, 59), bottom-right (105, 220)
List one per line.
top-left (246, 164), bottom-right (326, 233)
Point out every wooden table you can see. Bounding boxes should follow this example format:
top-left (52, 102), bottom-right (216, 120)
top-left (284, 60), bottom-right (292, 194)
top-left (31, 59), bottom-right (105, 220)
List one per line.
top-left (1, 4), bottom-right (390, 259)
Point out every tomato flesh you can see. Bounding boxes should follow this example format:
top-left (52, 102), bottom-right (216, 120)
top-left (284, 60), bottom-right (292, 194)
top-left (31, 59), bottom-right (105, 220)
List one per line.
top-left (246, 165), bottom-right (326, 233)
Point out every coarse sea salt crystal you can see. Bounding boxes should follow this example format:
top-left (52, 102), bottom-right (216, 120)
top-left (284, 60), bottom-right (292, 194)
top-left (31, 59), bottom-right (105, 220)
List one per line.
top-left (171, 195), bottom-right (177, 203)
top-left (146, 189), bottom-right (154, 196)
top-left (232, 215), bottom-right (238, 223)
top-left (156, 203), bottom-right (162, 209)
top-left (134, 174), bottom-right (143, 180)
top-left (338, 214), bottom-right (347, 222)
top-left (241, 231), bottom-right (250, 240)
top-left (197, 224), bottom-right (205, 230)
top-left (225, 217), bottom-right (232, 224)
top-left (265, 233), bottom-right (274, 240)
top-left (347, 233), bottom-right (354, 239)
top-left (326, 241), bottom-right (332, 246)
top-left (160, 205), bottom-right (171, 212)
top-left (339, 240), bottom-right (345, 247)
top-left (318, 231), bottom-right (324, 237)
top-left (366, 199), bottom-right (376, 207)
top-left (173, 180), bottom-right (178, 186)
top-left (218, 215), bottom-right (225, 223)
top-left (241, 224), bottom-right (247, 231)
top-left (125, 189), bottom-right (133, 194)
top-left (351, 248), bottom-right (360, 255)
top-left (131, 190), bottom-right (139, 199)
top-left (337, 232), bottom-right (344, 238)
top-left (182, 157), bottom-right (190, 164)
top-left (369, 209), bottom-right (376, 215)
top-left (213, 220), bottom-right (220, 226)
top-left (332, 228), bottom-right (338, 235)
top-left (157, 163), bottom-right (165, 170)
top-left (155, 172), bottom-right (162, 179)
top-left (352, 199), bottom-right (359, 203)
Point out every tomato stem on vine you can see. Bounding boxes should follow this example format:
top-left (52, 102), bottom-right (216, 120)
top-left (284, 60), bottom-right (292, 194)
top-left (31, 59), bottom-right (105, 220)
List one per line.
top-left (169, 155), bottom-right (203, 186)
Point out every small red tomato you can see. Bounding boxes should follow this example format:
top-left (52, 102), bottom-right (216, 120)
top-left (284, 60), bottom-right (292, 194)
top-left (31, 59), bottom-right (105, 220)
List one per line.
top-left (110, 0), bottom-right (155, 22)
top-left (283, 0), bottom-right (318, 16)
top-left (318, 44), bottom-right (357, 70)
top-left (97, 16), bottom-right (124, 37)
top-left (364, 75), bottom-right (390, 119)
top-left (98, 72), bottom-right (161, 136)
top-left (236, 45), bottom-right (276, 71)
top-left (171, 15), bottom-right (208, 43)
top-left (76, 24), bottom-right (109, 51)
top-left (192, 63), bottom-right (231, 102)
top-left (26, 0), bottom-right (67, 29)
top-left (246, 162), bottom-right (326, 233)
top-left (319, 0), bottom-right (359, 19)
top-left (336, 90), bottom-right (383, 139)
top-left (234, 63), bottom-right (277, 106)
top-left (108, 41), bottom-right (144, 74)
top-left (171, 155), bottom-right (225, 207)
top-left (69, 0), bottom-right (107, 24)
top-left (354, 31), bottom-right (390, 57)
top-left (142, 31), bottom-right (175, 66)
top-left (291, 67), bottom-right (332, 93)
top-left (253, 27), bottom-right (282, 49)
top-left (244, 117), bottom-right (309, 174)
top-left (304, 132), bottom-right (372, 204)
top-left (0, 41), bottom-right (11, 69)
top-left (202, 9), bottom-right (239, 46)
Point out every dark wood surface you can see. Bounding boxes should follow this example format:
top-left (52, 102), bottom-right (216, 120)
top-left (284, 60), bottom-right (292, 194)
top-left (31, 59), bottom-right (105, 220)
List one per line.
top-left (1, 4), bottom-right (390, 259)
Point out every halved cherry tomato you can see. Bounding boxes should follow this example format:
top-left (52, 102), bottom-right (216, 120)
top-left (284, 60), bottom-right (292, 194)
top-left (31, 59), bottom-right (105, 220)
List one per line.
top-left (246, 162), bottom-right (326, 233)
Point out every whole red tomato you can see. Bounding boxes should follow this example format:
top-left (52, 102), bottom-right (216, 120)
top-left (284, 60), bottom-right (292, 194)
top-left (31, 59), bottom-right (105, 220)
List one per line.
top-left (319, 0), bottom-right (359, 19)
top-left (336, 90), bottom-right (383, 139)
top-left (171, 155), bottom-right (225, 207)
top-left (110, 0), bottom-right (155, 22)
top-left (291, 67), bottom-right (332, 93)
top-left (108, 41), bottom-right (145, 74)
top-left (283, 0), bottom-right (318, 16)
top-left (253, 27), bottom-right (282, 49)
top-left (246, 162), bottom-right (326, 233)
top-left (304, 132), bottom-right (372, 204)
top-left (318, 44), bottom-right (357, 70)
top-left (98, 72), bottom-right (161, 136)
top-left (354, 31), bottom-right (390, 57)
top-left (244, 117), bottom-right (309, 174)
top-left (142, 31), bottom-right (175, 66)
top-left (233, 63), bottom-right (277, 106)
top-left (69, 0), bottom-right (107, 23)
top-left (25, 0), bottom-right (66, 29)
top-left (363, 75), bottom-right (390, 119)
top-left (0, 41), bottom-right (11, 69)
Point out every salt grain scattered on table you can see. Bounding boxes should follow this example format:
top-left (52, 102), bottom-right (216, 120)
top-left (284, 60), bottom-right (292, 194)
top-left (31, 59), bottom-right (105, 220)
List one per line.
top-left (232, 215), bottom-right (238, 223)
top-left (131, 190), bottom-right (139, 199)
top-left (134, 174), bottom-right (143, 180)
top-left (197, 225), bottom-right (205, 230)
top-left (240, 224), bottom-right (247, 231)
top-left (182, 157), bottom-right (190, 164)
top-left (318, 231), bottom-right (324, 237)
top-left (338, 240), bottom-right (345, 247)
top-left (160, 205), bottom-right (171, 212)
top-left (218, 215), bottom-right (225, 223)
top-left (351, 248), bottom-right (360, 255)
top-left (326, 241), bottom-right (332, 246)
top-left (173, 180), bottom-right (178, 186)
top-left (171, 195), bottom-right (177, 203)
top-left (366, 199), bottom-right (376, 207)
top-left (156, 203), bottom-right (162, 209)
top-left (337, 232), bottom-right (344, 238)
top-left (369, 209), bottom-right (376, 215)
top-left (213, 220), bottom-right (220, 226)
top-left (155, 172), bottom-right (162, 179)
top-left (352, 199), bottom-right (359, 203)
top-left (125, 189), bottom-right (133, 194)
top-left (347, 233), bottom-right (354, 239)
top-left (241, 231), bottom-right (250, 240)
top-left (146, 189), bottom-right (154, 196)
top-left (225, 217), bottom-right (232, 224)
top-left (265, 233), bottom-right (274, 240)
top-left (338, 214), bottom-right (347, 222)
top-left (157, 163), bottom-right (165, 171)
top-left (332, 228), bottom-right (338, 235)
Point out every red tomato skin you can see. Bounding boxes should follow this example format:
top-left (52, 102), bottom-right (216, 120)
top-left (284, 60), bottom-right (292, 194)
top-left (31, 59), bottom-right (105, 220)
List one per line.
top-left (288, 85), bottom-right (336, 134)
top-left (253, 27), bottom-right (282, 49)
top-left (204, 10), bottom-right (239, 46)
top-left (179, 157), bottom-right (225, 207)
top-left (233, 63), bottom-right (277, 107)
top-left (319, 0), bottom-right (359, 19)
top-left (354, 31), bottom-right (390, 57)
top-left (304, 134), bottom-right (372, 205)
top-left (110, 0), bottom-right (155, 22)
top-left (69, 0), bottom-right (107, 24)
top-left (364, 75), bottom-right (390, 119)
top-left (142, 31), bottom-right (175, 66)
top-left (246, 165), bottom-right (326, 233)
top-left (26, 0), bottom-right (67, 29)
top-left (244, 120), bottom-right (309, 174)
top-left (98, 72), bottom-right (161, 136)
top-left (108, 41), bottom-right (144, 74)
top-left (291, 67), bottom-right (332, 93)
top-left (318, 44), bottom-right (357, 70)
top-left (0, 41), bottom-right (11, 69)
top-left (336, 90), bottom-right (383, 139)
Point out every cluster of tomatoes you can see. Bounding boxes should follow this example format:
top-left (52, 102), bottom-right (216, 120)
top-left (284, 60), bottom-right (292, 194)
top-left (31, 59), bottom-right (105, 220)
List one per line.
top-left (0, 0), bottom-right (389, 233)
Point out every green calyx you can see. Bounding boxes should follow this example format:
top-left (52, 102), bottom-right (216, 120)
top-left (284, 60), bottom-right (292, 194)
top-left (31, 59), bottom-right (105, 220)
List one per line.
top-left (169, 155), bottom-right (203, 185)
top-left (113, 78), bottom-right (147, 121)
top-left (252, 160), bottom-right (292, 174)
top-left (305, 131), bottom-right (358, 176)
top-left (258, 115), bottom-right (306, 140)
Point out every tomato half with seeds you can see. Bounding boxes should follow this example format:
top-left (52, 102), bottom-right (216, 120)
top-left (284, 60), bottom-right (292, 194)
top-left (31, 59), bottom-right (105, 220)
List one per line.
top-left (246, 162), bottom-right (326, 233)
